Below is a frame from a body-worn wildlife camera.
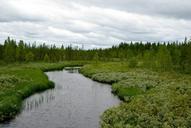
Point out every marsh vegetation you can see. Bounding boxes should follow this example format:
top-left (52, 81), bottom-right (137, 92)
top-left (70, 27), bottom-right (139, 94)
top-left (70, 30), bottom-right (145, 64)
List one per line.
top-left (0, 61), bottom-right (86, 121)
top-left (80, 63), bottom-right (191, 127)
top-left (0, 69), bottom-right (120, 128)
top-left (0, 37), bottom-right (191, 127)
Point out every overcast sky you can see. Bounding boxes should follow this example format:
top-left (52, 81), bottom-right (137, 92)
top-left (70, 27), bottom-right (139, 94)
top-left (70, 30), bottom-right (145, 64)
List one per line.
top-left (0, 0), bottom-right (191, 49)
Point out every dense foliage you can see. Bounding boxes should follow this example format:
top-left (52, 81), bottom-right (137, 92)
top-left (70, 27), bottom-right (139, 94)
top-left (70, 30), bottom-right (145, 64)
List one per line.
top-left (0, 61), bottom-right (87, 122)
top-left (1, 37), bottom-right (191, 73)
top-left (80, 62), bottom-right (191, 128)
top-left (1, 37), bottom-right (191, 126)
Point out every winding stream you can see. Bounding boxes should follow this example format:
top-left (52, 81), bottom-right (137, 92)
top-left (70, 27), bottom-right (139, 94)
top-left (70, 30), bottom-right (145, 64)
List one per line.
top-left (0, 68), bottom-right (120, 128)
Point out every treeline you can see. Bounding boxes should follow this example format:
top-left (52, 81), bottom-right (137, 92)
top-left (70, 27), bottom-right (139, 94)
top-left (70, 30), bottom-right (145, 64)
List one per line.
top-left (0, 37), bottom-right (191, 73)
top-left (99, 38), bottom-right (191, 73)
top-left (0, 37), bottom-right (95, 62)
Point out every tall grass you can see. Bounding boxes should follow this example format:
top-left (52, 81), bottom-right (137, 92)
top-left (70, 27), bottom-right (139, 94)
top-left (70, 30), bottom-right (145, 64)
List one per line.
top-left (0, 61), bottom-right (89, 122)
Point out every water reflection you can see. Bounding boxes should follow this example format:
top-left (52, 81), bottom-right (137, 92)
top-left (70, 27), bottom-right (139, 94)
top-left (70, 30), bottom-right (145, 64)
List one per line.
top-left (65, 67), bottom-right (81, 73)
top-left (0, 68), bottom-right (120, 128)
top-left (23, 90), bottom-right (55, 112)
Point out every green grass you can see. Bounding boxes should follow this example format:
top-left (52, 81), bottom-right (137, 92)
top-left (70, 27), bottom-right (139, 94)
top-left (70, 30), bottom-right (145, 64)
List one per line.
top-left (0, 61), bottom-right (89, 122)
top-left (80, 62), bottom-right (160, 99)
top-left (1, 61), bottom-right (191, 127)
top-left (80, 62), bottom-right (129, 77)
top-left (80, 62), bottom-right (191, 128)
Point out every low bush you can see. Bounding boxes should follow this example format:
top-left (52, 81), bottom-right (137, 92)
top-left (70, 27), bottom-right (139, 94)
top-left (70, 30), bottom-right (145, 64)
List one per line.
top-left (80, 62), bottom-right (191, 128)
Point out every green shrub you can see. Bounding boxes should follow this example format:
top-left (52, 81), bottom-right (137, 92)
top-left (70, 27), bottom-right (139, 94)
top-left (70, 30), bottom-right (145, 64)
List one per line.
top-left (80, 62), bottom-right (191, 128)
top-left (128, 58), bottom-right (138, 68)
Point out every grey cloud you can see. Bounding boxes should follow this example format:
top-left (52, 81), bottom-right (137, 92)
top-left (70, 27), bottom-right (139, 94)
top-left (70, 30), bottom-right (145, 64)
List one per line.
top-left (0, 1), bottom-right (46, 22)
top-left (63, 0), bottom-right (191, 20)
top-left (0, 0), bottom-right (191, 49)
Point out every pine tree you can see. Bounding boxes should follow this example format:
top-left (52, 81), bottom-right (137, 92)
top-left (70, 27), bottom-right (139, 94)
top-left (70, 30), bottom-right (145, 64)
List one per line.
top-left (93, 52), bottom-right (99, 64)
top-left (142, 50), bottom-right (155, 69)
top-left (3, 37), bottom-right (17, 63)
top-left (16, 40), bottom-right (25, 62)
top-left (156, 46), bottom-right (173, 71)
top-left (43, 54), bottom-right (50, 62)
top-left (25, 52), bottom-right (34, 62)
top-left (180, 42), bottom-right (191, 73)
top-left (0, 44), bottom-right (3, 60)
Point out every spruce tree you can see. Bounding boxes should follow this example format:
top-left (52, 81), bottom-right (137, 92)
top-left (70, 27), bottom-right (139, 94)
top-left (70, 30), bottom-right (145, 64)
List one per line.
top-left (156, 46), bottom-right (173, 71)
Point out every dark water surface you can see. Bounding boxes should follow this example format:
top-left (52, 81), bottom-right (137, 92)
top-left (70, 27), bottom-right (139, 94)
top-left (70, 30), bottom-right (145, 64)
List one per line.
top-left (0, 69), bottom-right (120, 128)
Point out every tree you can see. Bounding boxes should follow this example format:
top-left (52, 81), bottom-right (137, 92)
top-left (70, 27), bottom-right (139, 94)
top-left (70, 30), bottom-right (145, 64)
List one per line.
top-left (3, 37), bottom-right (17, 63)
top-left (93, 52), bottom-right (99, 63)
top-left (25, 52), bottom-right (34, 62)
top-left (16, 40), bottom-right (25, 62)
top-left (184, 37), bottom-right (188, 44)
top-left (0, 37), bottom-right (191, 74)
top-left (180, 42), bottom-right (191, 73)
top-left (43, 54), bottom-right (50, 62)
top-left (170, 47), bottom-right (181, 66)
top-left (0, 44), bottom-right (3, 60)
top-left (142, 50), bottom-right (155, 69)
top-left (156, 46), bottom-right (173, 71)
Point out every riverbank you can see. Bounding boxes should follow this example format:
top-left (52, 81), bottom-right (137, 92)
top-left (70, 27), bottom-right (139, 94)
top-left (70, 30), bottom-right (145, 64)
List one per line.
top-left (0, 68), bottom-right (120, 128)
top-left (80, 62), bottom-right (191, 127)
top-left (1, 61), bottom-right (191, 127)
top-left (0, 61), bottom-right (88, 122)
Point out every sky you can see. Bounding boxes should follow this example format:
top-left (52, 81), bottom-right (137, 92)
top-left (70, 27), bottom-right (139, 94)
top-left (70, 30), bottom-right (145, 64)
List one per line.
top-left (0, 0), bottom-right (191, 49)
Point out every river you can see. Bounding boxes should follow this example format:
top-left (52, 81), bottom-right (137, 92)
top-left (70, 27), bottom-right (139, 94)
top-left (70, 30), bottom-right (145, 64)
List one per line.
top-left (0, 68), bottom-right (120, 128)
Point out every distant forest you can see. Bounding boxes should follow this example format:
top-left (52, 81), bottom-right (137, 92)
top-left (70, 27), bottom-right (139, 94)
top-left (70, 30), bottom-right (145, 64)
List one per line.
top-left (0, 37), bottom-right (191, 73)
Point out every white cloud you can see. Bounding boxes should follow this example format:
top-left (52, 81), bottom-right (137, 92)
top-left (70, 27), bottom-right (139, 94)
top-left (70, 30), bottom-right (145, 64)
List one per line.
top-left (0, 0), bottom-right (191, 49)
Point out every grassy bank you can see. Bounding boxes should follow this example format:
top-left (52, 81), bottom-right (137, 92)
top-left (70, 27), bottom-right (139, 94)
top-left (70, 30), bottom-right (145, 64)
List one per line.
top-left (80, 62), bottom-right (191, 127)
top-left (0, 61), bottom-right (88, 122)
